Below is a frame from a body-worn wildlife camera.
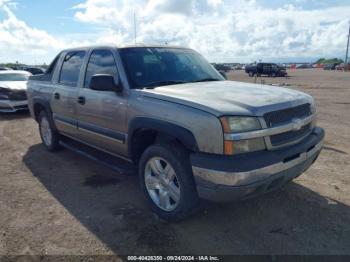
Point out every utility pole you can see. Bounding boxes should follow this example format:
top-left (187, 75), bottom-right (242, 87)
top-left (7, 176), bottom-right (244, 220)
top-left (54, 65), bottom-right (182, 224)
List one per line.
top-left (345, 21), bottom-right (350, 71)
top-left (133, 11), bottom-right (137, 45)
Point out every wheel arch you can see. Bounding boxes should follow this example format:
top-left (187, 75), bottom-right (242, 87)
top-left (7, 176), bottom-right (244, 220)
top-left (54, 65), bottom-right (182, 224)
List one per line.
top-left (32, 98), bottom-right (52, 122)
top-left (128, 117), bottom-right (199, 163)
top-left (32, 98), bottom-right (59, 132)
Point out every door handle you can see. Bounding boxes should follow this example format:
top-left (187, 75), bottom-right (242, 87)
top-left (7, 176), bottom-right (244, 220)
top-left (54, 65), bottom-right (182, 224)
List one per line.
top-left (54, 92), bottom-right (60, 99)
top-left (77, 96), bottom-right (85, 105)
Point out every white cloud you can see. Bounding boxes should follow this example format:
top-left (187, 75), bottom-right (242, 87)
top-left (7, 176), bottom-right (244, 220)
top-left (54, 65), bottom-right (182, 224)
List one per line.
top-left (0, 0), bottom-right (349, 63)
top-left (73, 0), bottom-right (350, 62)
top-left (0, 5), bottom-right (64, 63)
top-left (0, 1), bottom-right (94, 63)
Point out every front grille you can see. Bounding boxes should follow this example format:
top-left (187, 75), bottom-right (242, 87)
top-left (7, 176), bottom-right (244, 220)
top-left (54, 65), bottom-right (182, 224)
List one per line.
top-left (8, 90), bottom-right (27, 101)
top-left (264, 103), bottom-right (312, 127)
top-left (270, 123), bottom-right (312, 146)
top-left (0, 88), bottom-right (27, 101)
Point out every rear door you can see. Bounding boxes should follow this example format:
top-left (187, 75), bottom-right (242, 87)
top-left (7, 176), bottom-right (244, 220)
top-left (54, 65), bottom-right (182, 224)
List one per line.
top-left (76, 48), bottom-right (128, 156)
top-left (271, 64), bottom-right (277, 74)
top-left (51, 50), bottom-right (86, 138)
top-left (262, 63), bottom-right (272, 75)
top-left (257, 63), bottom-right (263, 74)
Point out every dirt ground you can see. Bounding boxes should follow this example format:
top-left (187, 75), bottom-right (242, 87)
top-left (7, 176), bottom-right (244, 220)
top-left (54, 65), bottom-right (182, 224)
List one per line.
top-left (0, 69), bottom-right (349, 256)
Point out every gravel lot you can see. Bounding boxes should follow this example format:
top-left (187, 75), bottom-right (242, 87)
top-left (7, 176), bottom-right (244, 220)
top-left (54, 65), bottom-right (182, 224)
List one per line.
top-left (0, 69), bottom-right (349, 256)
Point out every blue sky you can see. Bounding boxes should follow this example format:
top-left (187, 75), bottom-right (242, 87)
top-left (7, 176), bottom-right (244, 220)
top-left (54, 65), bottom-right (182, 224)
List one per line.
top-left (0, 0), bottom-right (349, 64)
top-left (4, 1), bottom-right (96, 34)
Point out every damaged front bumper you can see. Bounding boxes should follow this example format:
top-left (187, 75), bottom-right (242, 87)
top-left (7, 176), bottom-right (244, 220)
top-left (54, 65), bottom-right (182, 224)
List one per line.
top-left (191, 127), bottom-right (324, 202)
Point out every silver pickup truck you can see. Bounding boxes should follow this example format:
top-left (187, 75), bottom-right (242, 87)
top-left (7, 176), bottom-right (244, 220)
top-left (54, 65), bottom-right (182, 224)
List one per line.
top-left (27, 45), bottom-right (324, 221)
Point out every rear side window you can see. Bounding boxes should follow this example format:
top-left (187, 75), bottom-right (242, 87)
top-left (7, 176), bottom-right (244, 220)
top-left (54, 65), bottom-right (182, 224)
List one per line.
top-left (59, 51), bottom-right (85, 87)
top-left (84, 49), bottom-right (118, 88)
top-left (45, 54), bottom-right (60, 75)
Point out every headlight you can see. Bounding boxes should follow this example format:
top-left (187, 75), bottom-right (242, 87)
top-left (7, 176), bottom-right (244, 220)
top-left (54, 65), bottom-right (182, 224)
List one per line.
top-left (220, 116), bottom-right (261, 133)
top-left (310, 102), bottom-right (316, 114)
top-left (220, 116), bottom-right (265, 155)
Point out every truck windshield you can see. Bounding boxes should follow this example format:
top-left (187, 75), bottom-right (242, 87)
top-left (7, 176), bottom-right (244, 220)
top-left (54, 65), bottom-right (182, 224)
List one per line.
top-left (119, 47), bottom-right (224, 89)
top-left (0, 73), bottom-right (29, 81)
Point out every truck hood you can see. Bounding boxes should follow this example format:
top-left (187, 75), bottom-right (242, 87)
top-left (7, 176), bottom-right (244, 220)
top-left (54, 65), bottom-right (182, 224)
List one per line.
top-left (140, 80), bottom-right (313, 116)
top-left (0, 81), bottom-right (27, 90)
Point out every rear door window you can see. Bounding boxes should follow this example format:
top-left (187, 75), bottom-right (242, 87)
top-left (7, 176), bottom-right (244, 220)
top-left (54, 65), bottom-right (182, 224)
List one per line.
top-left (59, 51), bottom-right (85, 87)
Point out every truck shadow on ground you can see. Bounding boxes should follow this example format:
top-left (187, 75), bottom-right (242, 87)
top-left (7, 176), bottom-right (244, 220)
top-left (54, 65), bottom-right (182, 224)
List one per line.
top-left (23, 144), bottom-right (350, 255)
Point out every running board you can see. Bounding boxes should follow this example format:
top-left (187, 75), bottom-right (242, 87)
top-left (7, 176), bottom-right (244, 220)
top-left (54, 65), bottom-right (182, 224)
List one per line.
top-left (59, 138), bottom-right (137, 175)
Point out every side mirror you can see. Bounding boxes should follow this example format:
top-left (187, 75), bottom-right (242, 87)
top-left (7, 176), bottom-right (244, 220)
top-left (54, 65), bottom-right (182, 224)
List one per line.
top-left (89, 74), bottom-right (122, 92)
top-left (219, 70), bottom-right (227, 80)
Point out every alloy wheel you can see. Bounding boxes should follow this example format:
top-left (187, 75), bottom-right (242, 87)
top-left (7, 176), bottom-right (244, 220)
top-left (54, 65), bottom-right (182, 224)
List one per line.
top-left (40, 116), bottom-right (52, 147)
top-left (144, 157), bottom-right (181, 211)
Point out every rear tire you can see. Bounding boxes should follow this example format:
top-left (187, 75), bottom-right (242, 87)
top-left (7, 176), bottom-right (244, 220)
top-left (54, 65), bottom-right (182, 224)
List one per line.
top-left (38, 110), bottom-right (60, 151)
top-left (139, 143), bottom-right (200, 221)
top-left (248, 71), bottom-right (254, 77)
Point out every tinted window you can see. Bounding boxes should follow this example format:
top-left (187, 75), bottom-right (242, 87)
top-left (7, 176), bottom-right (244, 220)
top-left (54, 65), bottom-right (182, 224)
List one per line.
top-left (46, 54), bottom-right (60, 75)
top-left (85, 50), bottom-right (118, 88)
top-left (59, 51), bottom-right (85, 86)
top-left (262, 64), bottom-right (272, 71)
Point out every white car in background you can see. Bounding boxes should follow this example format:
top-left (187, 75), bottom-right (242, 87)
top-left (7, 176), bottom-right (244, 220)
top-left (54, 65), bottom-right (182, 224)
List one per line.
top-left (0, 70), bottom-right (31, 112)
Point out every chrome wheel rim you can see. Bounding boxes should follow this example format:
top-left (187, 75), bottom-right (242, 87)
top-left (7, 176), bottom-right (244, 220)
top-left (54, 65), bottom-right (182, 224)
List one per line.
top-left (40, 116), bottom-right (52, 146)
top-left (144, 157), bottom-right (181, 211)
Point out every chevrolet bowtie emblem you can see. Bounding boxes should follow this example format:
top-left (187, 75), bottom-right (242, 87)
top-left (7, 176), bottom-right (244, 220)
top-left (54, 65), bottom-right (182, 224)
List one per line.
top-left (291, 118), bottom-right (303, 131)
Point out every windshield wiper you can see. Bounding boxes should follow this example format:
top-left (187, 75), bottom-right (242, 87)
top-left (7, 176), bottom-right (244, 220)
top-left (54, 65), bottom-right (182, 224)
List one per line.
top-left (191, 78), bottom-right (221, 83)
top-left (142, 78), bottom-right (221, 89)
top-left (143, 80), bottom-right (186, 89)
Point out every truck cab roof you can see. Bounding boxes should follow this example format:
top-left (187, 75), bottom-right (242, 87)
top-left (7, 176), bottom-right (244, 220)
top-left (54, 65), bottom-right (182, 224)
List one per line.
top-left (60, 45), bottom-right (191, 53)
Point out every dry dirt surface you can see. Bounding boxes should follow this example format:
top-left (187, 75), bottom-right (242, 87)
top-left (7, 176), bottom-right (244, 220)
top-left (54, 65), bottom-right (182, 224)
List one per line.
top-left (0, 69), bottom-right (349, 256)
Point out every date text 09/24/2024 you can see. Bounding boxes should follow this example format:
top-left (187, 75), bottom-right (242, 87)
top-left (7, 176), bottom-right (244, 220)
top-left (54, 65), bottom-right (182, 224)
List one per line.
top-left (127, 255), bottom-right (220, 261)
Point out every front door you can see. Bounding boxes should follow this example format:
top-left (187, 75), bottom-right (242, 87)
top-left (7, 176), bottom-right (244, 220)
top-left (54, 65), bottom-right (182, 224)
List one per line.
top-left (76, 49), bottom-right (128, 157)
top-left (51, 50), bottom-right (86, 138)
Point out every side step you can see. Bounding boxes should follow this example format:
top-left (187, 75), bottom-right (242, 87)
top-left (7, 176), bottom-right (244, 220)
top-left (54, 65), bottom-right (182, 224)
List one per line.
top-left (59, 138), bottom-right (137, 175)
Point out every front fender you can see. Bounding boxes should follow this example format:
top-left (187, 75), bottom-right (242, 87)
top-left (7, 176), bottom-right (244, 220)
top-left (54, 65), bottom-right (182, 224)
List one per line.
top-left (128, 117), bottom-right (199, 154)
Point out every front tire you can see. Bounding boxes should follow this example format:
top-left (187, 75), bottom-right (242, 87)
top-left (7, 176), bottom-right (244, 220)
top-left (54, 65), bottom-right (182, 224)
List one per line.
top-left (38, 110), bottom-right (60, 151)
top-left (139, 143), bottom-right (200, 221)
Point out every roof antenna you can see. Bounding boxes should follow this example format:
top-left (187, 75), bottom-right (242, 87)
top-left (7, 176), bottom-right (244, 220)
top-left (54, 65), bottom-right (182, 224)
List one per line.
top-left (133, 10), bottom-right (137, 45)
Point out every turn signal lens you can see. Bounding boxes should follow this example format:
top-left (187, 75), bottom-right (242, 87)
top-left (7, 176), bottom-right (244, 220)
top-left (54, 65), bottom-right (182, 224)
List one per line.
top-left (220, 117), bottom-right (231, 133)
top-left (223, 138), bottom-right (266, 155)
top-left (224, 140), bottom-right (234, 155)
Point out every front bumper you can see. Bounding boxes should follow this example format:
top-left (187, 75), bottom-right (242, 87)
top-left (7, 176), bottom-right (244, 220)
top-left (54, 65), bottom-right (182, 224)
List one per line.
top-left (0, 100), bottom-right (28, 112)
top-left (191, 127), bottom-right (324, 202)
